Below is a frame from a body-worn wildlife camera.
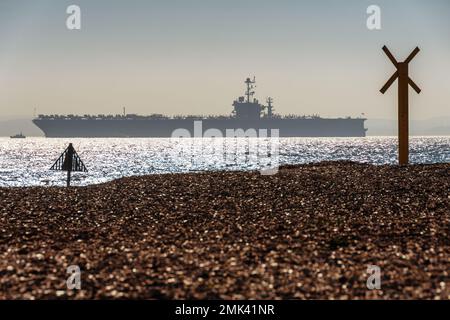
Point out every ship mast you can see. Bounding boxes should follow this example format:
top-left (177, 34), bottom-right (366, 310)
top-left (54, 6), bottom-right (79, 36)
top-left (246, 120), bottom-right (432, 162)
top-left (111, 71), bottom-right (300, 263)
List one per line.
top-left (245, 77), bottom-right (256, 103)
top-left (266, 97), bottom-right (274, 118)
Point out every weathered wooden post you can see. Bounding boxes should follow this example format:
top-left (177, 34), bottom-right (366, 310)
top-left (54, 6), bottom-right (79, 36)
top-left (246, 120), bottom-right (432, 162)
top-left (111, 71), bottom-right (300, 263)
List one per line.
top-left (380, 46), bottom-right (421, 166)
top-left (50, 143), bottom-right (87, 187)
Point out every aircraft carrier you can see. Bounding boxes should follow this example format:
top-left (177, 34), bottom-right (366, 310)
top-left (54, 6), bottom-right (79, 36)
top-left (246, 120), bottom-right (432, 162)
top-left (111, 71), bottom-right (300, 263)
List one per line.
top-left (33, 78), bottom-right (367, 138)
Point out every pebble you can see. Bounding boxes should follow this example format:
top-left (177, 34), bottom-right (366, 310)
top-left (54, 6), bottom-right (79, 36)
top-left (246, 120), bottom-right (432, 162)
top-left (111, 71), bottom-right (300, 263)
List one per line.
top-left (0, 161), bottom-right (449, 299)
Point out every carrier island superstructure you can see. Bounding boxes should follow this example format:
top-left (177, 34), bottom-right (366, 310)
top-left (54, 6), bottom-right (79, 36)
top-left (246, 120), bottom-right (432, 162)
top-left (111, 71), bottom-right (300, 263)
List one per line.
top-left (33, 78), bottom-right (367, 137)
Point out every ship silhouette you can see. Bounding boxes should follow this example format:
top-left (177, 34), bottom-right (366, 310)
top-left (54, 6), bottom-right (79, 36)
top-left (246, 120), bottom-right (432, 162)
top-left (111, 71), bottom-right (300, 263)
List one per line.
top-left (33, 78), bottom-right (367, 138)
top-left (10, 132), bottom-right (26, 139)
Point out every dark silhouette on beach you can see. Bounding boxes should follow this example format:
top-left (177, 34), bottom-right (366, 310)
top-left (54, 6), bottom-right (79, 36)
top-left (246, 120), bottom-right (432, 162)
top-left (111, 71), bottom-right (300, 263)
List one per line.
top-left (50, 143), bottom-right (87, 186)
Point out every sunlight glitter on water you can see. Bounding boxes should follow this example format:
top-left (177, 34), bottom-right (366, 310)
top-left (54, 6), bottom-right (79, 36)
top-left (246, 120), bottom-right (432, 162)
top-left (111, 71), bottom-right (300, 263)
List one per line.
top-left (0, 137), bottom-right (448, 187)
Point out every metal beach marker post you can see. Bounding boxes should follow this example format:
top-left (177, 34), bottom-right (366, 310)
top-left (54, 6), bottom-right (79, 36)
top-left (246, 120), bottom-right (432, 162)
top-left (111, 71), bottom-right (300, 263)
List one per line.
top-left (50, 143), bottom-right (88, 187)
top-left (380, 46), bottom-right (421, 166)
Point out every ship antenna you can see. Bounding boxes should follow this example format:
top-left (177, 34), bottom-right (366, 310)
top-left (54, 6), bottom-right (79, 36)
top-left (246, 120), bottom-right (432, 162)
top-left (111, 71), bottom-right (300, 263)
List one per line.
top-left (123, 107), bottom-right (126, 117)
top-left (245, 77), bottom-right (256, 103)
top-left (266, 97), bottom-right (274, 117)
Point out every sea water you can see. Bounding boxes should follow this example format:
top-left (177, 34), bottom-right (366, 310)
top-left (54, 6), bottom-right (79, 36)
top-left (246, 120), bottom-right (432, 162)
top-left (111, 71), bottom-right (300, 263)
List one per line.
top-left (0, 137), bottom-right (448, 187)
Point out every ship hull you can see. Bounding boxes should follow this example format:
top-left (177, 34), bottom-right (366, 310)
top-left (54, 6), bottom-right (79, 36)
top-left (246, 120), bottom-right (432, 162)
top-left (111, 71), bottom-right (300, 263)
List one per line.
top-left (32, 118), bottom-right (367, 138)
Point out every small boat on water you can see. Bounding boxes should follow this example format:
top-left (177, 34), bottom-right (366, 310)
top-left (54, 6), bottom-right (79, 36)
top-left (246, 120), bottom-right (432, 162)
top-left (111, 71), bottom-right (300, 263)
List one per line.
top-left (10, 132), bottom-right (26, 139)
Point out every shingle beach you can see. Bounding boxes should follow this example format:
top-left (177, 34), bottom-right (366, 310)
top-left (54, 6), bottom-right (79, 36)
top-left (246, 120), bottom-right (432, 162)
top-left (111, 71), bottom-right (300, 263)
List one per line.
top-left (0, 162), bottom-right (449, 299)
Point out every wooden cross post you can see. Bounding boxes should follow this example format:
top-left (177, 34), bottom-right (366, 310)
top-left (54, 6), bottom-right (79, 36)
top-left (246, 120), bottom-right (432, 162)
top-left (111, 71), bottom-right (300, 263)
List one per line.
top-left (380, 46), bottom-right (421, 166)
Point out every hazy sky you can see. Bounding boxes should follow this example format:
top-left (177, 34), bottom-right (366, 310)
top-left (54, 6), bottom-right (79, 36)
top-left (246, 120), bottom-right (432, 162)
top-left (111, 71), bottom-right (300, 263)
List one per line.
top-left (0, 0), bottom-right (449, 120)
